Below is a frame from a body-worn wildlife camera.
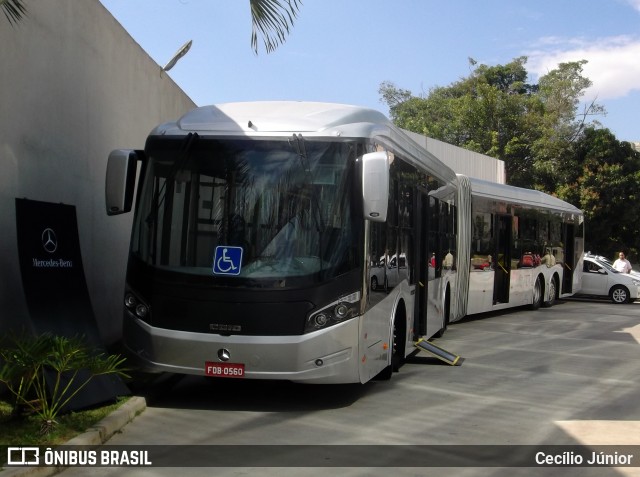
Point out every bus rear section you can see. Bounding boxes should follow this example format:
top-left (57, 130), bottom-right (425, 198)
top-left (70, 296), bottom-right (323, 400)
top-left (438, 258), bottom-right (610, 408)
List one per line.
top-left (457, 176), bottom-right (584, 317)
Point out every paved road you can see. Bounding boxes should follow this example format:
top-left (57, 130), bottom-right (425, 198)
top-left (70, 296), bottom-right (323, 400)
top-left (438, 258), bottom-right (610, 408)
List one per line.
top-left (60, 299), bottom-right (640, 477)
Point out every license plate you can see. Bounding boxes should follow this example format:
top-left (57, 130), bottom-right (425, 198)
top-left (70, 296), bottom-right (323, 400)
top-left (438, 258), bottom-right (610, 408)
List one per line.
top-left (205, 361), bottom-right (245, 378)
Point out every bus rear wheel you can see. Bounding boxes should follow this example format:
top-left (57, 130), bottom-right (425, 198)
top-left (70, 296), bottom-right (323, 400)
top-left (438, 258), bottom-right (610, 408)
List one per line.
top-left (531, 276), bottom-right (543, 310)
top-left (543, 275), bottom-right (557, 307)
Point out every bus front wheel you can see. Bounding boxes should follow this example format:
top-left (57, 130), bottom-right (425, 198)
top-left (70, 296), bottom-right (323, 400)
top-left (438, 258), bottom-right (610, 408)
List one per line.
top-left (374, 320), bottom-right (396, 381)
top-left (374, 307), bottom-right (406, 380)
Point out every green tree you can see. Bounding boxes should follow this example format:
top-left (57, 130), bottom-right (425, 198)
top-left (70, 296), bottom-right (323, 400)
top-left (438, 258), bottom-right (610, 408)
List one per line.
top-left (557, 127), bottom-right (640, 258)
top-left (531, 60), bottom-right (605, 191)
top-left (379, 57), bottom-right (604, 188)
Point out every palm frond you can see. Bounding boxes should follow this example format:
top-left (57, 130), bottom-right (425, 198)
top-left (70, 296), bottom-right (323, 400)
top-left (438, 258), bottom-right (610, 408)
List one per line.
top-left (1, 0), bottom-right (27, 26)
top-left (250, 0), bottom-right (302, 54)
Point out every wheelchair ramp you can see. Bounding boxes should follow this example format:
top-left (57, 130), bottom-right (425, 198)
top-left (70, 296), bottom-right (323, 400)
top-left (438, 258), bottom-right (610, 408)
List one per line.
top-left (415, 338), bottom-right (464, 366)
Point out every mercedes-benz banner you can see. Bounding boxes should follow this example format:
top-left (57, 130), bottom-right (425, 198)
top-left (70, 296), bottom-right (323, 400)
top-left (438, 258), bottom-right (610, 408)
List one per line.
top-left (15, 198), bottom-right (128, 410)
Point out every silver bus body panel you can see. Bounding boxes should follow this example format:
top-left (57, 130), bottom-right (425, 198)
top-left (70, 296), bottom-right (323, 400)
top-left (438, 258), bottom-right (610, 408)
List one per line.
top-left (466, 265), bottom-right (564, 315)
top-left (123, 313), bottom-right (363, 384)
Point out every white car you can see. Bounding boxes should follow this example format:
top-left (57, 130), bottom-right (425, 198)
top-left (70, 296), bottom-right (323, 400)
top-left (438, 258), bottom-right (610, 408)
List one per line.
top-left (578, 255), bottom-right (640, 303)
top-left (587, 253), bottom-right (640, 280)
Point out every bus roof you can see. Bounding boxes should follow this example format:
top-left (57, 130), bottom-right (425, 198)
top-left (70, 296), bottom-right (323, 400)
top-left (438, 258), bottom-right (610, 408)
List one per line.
top-left (466, 176), bottom-right (582, 215)
top-left (150, 101), bottom-right (458, 184)
top-left (153, 101), bottom-right (391, 137)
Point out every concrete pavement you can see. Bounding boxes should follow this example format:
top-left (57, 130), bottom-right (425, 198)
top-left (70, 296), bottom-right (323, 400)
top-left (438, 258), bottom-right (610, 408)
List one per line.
top-left (4, 298), bottom-right (640, 476)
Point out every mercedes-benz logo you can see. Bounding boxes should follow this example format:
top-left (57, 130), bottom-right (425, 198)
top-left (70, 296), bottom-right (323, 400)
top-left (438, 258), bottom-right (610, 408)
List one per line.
top-left (42, 228), bottom-right (57, 254)
top-left (217, 349), bottom-right (231, 362)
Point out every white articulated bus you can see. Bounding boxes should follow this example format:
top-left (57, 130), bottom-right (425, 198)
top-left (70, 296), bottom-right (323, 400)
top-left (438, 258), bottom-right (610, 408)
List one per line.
top-left (106, 101), bottom-right (583, 384)
top-left (451, 176), bottom-right (584, 323)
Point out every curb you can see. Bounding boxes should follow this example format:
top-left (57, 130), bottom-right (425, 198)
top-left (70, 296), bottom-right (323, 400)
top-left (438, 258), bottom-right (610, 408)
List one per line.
top-left (2, 396), bottom-right (147, 477)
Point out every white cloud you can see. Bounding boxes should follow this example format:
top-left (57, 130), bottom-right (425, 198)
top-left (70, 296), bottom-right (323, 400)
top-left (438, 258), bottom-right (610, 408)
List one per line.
top-left (624, 0), bottom-right (640, 12)
top-left (526, 35), bottom-right (640, 101)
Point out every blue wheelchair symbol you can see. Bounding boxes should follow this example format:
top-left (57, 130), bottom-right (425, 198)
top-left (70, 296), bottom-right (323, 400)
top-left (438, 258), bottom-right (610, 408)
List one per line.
top-left (212, 246), bottom-right (243, 276)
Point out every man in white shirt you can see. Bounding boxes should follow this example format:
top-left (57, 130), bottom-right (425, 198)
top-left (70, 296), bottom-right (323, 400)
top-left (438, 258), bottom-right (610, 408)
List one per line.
top-left (613, 252), bottom-right (633, 274)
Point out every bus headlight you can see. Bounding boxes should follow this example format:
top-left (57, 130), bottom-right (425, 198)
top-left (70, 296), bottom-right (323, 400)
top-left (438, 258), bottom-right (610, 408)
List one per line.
top-left (124, 294), bottom-right (137, 308)
top-left (304, 291), bottom-right (360, 334)
top-left (314, 313), bottom-right (329, 327)
top-left (135, 303), bottom-right (149, 318)
top-left (334, 303), bottom-right (349, 319)
top-left (124, 290), bottom-right (151, 321)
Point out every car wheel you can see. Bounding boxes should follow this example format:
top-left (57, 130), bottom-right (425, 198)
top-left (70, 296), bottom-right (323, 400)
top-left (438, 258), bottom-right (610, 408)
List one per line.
top-left (610, 285), bottom-right (630, 304)
top-left (371, 276), bottom-right (378, 291)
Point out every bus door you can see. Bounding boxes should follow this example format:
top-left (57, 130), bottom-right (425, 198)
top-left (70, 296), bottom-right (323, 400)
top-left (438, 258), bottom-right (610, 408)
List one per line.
top-left (493, 214), bottom-right (511, 304)
top-left (414, 190), bottom-right (430, 338)
top-left (562, 223), bottom-right (576, 294)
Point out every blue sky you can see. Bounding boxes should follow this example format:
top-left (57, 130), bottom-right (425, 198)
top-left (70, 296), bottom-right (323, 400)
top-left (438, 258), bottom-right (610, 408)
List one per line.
top-left (100, 0), bottom-right (640, 141)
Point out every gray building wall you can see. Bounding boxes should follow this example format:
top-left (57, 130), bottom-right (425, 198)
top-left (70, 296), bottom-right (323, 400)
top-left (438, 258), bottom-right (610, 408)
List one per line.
top-left (403, 130), bottom-right (506, 183)
top-left (0, 1), bottom-right (195, 344)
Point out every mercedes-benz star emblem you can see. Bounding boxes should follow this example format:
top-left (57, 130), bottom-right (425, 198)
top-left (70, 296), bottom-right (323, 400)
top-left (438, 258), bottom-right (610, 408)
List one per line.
top-left (218, 349), bottom-right (231, 362)
top-left (42, 228), bottom-right (57, 254)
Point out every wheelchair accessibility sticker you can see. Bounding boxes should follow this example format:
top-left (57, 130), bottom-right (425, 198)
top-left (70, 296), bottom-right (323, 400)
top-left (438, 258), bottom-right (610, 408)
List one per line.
top-left (213, 246), bottom-right (243, 276)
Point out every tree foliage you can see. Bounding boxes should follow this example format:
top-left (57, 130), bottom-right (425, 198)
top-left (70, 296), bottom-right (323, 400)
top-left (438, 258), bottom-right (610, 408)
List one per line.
top-left (250, 0), bottom-right (302, 54)
top-left (3, 0), bottom-right (302, 56)
top-left (557, 128), bottom-right (640, 258)
top-left (379, 57), bottom-right (640, 259)
top-left (0, 0), bottom-right (26, 25)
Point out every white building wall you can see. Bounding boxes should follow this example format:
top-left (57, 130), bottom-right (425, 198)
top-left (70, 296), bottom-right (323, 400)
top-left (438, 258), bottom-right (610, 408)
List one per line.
top-left (0, 0), bottom-right (196, 343)
top-left (403, 130), bottom-right (506, 184)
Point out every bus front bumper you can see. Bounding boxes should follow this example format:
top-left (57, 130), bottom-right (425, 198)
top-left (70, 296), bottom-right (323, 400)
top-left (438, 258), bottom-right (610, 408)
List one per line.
top-left (122, 315), bottom-right (362, 384)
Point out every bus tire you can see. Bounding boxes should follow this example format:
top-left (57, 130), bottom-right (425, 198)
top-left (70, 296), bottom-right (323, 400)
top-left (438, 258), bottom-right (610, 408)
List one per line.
top-left (434, 289), bottom-right (450, 338)
top-left (543, 275), bottom-right (558, 308)
top-left (374, 305), bottom-right (406, 380)
top-left (374, 318), bottom-right (395, 380)
top-left (610, 285), bottom-right (630, 304)
top-left (531, 276), bottom-right (543, 310)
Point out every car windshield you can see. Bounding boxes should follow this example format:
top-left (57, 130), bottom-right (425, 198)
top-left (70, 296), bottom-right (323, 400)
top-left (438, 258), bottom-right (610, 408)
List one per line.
top-left (592, 258), bottom-right (618, 273)
top-left (131, 136), bottom-right (362, 287)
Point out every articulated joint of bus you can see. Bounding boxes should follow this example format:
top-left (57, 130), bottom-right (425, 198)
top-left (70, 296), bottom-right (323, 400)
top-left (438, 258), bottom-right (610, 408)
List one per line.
top-left (304, 291), bottom-right (361, 334)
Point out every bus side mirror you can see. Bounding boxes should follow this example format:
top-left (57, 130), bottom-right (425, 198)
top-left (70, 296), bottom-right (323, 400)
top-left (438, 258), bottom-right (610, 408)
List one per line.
top-left (362, 151), bottom-right (389, 222)
top-left (106, 149), bottom-right (139, 215)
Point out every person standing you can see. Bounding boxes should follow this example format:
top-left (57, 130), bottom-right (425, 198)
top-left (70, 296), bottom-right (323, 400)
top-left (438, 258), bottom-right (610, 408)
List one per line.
top-left (613, 252), bottom-right (632, 274)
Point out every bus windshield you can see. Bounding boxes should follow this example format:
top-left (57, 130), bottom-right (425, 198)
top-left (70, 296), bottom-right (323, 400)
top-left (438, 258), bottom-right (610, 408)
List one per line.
top-left (132, 136), bottom-right (361, 287)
